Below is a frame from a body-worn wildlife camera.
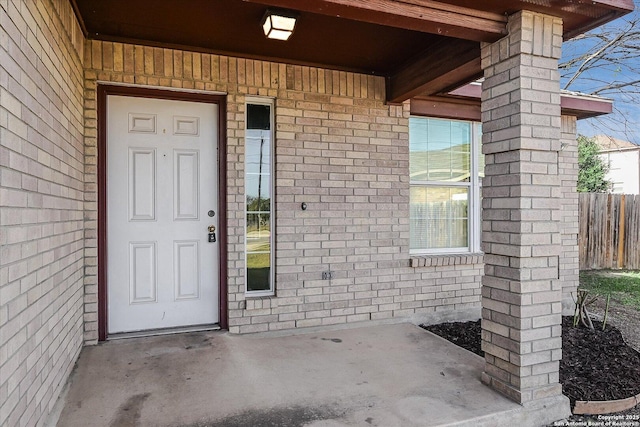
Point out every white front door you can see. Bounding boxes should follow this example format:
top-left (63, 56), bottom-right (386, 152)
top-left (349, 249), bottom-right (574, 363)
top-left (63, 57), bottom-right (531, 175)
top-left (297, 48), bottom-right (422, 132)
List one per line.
top-left (107, 95), bottom-right (219, 334)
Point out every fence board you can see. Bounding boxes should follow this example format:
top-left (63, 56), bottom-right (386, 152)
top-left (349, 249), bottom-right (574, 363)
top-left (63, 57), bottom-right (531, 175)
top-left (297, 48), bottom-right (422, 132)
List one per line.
top-left (579, 193), bottom-right (640, 270)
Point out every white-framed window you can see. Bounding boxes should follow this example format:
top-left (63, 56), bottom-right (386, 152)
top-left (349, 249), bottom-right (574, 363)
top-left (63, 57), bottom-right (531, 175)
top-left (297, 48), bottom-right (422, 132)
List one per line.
top-left (409, 116), bottom-right (483, 254)
top-left (245, 97), bottom-right (274, 295)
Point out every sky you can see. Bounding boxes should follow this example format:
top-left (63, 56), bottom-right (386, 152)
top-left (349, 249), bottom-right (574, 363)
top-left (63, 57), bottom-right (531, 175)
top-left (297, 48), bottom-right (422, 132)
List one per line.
top-left (561, 1), bottom-right (640, 144)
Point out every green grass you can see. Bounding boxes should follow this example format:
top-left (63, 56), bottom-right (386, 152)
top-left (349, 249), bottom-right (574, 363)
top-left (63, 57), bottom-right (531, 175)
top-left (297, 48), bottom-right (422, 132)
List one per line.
top-left (247, 252), bottom-right (270, 268)
top-left (579, 270), bottom-right (640, 310)
top-left (247, 252), bottom-right (271, 292)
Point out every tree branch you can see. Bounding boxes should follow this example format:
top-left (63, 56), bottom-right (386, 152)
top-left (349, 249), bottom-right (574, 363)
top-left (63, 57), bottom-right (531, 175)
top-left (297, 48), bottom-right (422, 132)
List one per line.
top-left (563, 30), bottom-right (627, 90)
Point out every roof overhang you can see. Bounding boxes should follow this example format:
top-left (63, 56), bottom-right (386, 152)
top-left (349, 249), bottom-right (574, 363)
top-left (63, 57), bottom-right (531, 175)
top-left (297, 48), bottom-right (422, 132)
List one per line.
top-left (414, 83), bottom-right (614, 121)
top-left (560, 93), bottom-right (614, 120)
top-left (71, 0), bottom-right (634, 103)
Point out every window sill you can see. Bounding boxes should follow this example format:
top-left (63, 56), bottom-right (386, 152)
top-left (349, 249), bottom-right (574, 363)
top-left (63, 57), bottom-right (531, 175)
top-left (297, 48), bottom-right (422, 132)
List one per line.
top-left (410, 253), bottom-right (484, 268)
top-left (245, 292), bottom-right (275, 298)
top-left (241, 295), bottom-right (278, 311)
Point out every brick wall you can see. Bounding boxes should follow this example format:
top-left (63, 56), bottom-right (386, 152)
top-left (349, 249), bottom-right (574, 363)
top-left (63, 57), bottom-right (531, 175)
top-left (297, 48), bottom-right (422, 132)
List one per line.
top-left (83, 40), bottom-right (483, 339)
top-left (0, 0), bottom-right (85, 425)
top-left (559, 115), bottom-right (579, 313)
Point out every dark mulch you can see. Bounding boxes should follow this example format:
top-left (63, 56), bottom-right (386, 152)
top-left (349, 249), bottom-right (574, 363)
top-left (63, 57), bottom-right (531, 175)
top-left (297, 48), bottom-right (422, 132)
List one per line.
top-left (422, 317), bottom-right (640, 408)
top-left (424, 320), bottom-right (484, 357)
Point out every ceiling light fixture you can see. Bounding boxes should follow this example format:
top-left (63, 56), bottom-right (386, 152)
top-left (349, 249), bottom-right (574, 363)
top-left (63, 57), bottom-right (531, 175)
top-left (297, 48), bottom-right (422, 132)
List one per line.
top-left (262, 10), bottom-right (298, 41)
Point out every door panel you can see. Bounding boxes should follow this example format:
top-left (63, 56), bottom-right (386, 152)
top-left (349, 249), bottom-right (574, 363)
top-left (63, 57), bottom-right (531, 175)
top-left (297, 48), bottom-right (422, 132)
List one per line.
top-left (129, 148), bottom-right (156, 220)
top-left (174, 150), bottom-right (199, 219)
top-left (107, 95), bottom-right (219, 333)
top-left (174, 240), bottom-right (200, 300)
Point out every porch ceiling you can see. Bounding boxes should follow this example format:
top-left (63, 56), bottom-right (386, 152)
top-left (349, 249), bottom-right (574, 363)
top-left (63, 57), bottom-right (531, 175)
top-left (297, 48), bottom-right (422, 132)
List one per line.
top-left (71, 0), bottom-right (633, 103)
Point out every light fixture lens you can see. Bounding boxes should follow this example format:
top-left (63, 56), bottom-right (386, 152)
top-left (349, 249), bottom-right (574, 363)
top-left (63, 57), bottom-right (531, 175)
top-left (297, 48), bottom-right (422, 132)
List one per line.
top-left (263, 18), bottom-right (272, 36)
top-left (272, 15), bottom-right (296, 32)
top-left (263, 11), bottom-right (297, 40)
top-left (268, 29), bottom-right (292, 41)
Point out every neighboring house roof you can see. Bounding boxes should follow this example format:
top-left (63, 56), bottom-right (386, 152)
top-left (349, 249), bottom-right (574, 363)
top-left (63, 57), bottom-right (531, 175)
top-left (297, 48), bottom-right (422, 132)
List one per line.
top-left (593, 135), bottom-right (640, 151)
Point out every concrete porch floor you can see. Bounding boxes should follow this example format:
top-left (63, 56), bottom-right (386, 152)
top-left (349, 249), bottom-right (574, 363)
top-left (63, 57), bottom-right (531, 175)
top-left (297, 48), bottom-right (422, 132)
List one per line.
top-left (53, 323), bottom-right (569, 427)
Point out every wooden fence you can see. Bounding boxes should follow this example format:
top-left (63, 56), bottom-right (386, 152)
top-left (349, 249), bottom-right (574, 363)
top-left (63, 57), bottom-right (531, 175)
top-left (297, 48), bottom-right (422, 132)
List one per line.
top-left (579, 193), bottom-right (640, 270)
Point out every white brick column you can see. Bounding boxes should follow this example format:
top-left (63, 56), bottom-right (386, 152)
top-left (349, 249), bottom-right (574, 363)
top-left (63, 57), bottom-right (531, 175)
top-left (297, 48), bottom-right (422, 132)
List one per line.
top-left (480, 10), bottom-right (570, 409)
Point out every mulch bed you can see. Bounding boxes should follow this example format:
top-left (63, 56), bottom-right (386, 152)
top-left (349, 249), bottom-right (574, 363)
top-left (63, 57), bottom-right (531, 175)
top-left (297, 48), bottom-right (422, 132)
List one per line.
top-left (422, 317), bottom-right (640, 408)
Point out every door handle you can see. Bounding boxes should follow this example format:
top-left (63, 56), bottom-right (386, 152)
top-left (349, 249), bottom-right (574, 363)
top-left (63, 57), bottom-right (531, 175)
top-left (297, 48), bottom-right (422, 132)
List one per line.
top-left (208, 225), bottom-right (216, 243)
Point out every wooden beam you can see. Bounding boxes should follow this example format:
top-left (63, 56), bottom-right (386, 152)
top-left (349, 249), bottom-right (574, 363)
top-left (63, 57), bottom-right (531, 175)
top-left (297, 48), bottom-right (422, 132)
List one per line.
top-left (410, 96), bottom-right (480, 121)
top-left (242, 0), bottom-right (508, 42)
top-left (448, 82), bottom-right (614, 120)
top-left (411, 91), bottom-right (614, 121)
top-left (386, 39), bottom-right (480, 104)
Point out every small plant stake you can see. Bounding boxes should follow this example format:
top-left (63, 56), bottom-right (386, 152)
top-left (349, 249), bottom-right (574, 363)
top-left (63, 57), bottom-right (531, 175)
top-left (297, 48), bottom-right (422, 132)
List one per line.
top-left (602, 293), bottom-right (611, 331)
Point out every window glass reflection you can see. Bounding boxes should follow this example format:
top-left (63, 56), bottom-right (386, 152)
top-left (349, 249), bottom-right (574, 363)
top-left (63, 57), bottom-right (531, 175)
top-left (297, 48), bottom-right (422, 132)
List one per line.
top-left (410, 186), bottom-right (468, 250)
top-left (410, 118), bottom-right (471, 182)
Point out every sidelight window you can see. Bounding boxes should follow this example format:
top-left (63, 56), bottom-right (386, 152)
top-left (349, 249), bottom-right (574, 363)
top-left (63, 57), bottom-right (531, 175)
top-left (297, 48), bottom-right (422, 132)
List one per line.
top-left (245, 99), bottom-right (274, 295)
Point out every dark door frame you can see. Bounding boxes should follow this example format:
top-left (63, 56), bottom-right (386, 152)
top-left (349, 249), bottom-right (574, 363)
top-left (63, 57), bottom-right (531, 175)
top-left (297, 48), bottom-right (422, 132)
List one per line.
top-left (97, 84), bottom-right (228, 340)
